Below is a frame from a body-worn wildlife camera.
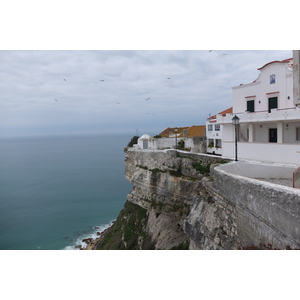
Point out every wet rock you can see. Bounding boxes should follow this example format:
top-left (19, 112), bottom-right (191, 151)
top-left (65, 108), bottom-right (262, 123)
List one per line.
top-left (82, 238), bottom-right (93, 243)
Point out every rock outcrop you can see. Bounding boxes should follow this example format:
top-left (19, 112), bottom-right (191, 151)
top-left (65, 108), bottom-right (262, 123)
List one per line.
top-left (94, 148), bottom-right (300, 250)
top-left (95, 149), bottom-right (231, 250)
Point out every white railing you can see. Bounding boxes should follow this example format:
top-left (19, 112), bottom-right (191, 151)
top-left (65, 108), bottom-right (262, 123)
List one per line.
top-left (217, 107), bottom-right (300, 124)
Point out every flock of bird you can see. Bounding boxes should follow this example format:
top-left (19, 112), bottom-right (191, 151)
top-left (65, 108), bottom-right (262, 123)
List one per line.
top-left (53, 51), bottom-right (225, 106)
top-left (54, 77), bottom-right (172, 107)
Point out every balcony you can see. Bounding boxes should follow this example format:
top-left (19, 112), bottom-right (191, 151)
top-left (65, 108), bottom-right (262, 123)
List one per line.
top-left (216, 107), bottom-right (300, 124)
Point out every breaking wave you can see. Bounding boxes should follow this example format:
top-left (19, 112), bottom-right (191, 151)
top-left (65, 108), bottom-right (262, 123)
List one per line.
top-left (62, 221), bottom-right (114, 250)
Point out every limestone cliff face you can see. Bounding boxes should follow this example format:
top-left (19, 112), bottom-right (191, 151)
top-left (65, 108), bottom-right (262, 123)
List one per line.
top-left (121, 149), bottom-right (232, 250)
top-left (95, 148), bottom-right (299, 250)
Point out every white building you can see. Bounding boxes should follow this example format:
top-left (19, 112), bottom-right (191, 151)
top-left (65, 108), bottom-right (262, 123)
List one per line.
top-left (137, 134), bottom-right (152, 149)
top-left (211, 56), bottom-right (300, 164)
top-left (206, 107), bottom-right (232, 156)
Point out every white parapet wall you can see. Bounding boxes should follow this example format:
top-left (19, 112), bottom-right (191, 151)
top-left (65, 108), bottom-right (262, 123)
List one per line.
top-left (144, 137), bottom-right (206, 153)
top-left (212, 161), bottom-right (300, 248)
top-left (216, 160), bottom-right (297, 179)
top-left (222, 141), bottom-right (300, 165)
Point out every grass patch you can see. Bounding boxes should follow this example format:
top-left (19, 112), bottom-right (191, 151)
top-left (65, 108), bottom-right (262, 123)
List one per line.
top-left (170, 241), bottom-right (190, 250)
top-left (150, 168), bottom-right (167, 173)
top-left (192, 162), bottom-right (211, 176)
top-left (96, 201), bottom-right (148, 250)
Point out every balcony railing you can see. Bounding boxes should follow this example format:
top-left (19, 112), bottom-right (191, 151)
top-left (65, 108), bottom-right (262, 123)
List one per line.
top-left (216, 107), bottom-right (300, 124)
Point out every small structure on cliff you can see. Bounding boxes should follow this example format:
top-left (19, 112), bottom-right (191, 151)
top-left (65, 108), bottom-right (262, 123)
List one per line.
top-left (135, 126), bottom-right (206, 153)
top-left (137, 134), bottom-right (152, 149)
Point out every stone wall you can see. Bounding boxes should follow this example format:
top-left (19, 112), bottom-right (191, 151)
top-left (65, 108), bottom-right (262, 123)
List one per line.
top-left (213, 162), bottom-right (300, 249)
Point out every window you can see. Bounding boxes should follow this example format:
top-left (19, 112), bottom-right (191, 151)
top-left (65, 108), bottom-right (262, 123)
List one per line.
top-left (215, 124), bottom-right (220, 131)
top-left (268, 97), bottom-right (278, 113)
top-left (208, 124), bottom-right (213, 131)
top-left (247, 100), bottom-right (255, 112)
top-left (208, 139), bottom-right (214, 148)
top-left (296, 128), bottom-right (300, 141)
top-left (215, 139), bottom-right (222, 148)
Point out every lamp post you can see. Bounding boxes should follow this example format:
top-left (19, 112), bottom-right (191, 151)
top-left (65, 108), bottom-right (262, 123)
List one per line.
top-left (232, 115), bottom-right (240, 161)
top-left (174, 127), bottom-right (178, 150)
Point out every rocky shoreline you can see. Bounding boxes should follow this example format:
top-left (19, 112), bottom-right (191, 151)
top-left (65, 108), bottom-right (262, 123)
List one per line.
top-left (74, 225), bottom-right (113, 250)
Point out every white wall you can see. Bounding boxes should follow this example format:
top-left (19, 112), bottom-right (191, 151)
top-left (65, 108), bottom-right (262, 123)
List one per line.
top-left (232, 62), bottom-right (294, 114)
top-left (216, 161), bottom-right (295, 179)
top-left (148, 137), bottom-right (176, 150)
top-left (222, 141), bottom-right (300, 165)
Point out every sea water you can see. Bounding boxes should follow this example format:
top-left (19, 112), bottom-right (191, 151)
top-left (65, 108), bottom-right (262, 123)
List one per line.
top-left (0, 135), bottom-right (132, 250)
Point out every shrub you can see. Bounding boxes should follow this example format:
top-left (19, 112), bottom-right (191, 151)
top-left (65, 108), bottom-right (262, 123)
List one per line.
top-left (192, 162), bottom-right (211, 175)
top-left (127, 136), bottom-right (139, 147)
top-left (177, 139), bottom-right (185, 150)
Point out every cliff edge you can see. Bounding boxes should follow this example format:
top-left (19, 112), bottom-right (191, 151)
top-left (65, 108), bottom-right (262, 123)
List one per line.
top-left (93, 148), bottom-right (300, 250)
top-left (94, 149), bottom-right (233, 250)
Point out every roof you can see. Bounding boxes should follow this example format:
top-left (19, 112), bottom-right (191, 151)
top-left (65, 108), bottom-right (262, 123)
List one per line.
top-left (159, 127), bottom-right (171, 137)
top-left (178, 125), bottom-right (206, 138)
top-left (139, 134), bottom-right (151, 140)
top-left (159, 125), bottom-right (206, 138)
top-left (257, 58), bottom-right (293, 70)
top-left (159, 127), bottom-right (189, 137)
top-left (208, 107), bottom-right (233, 121)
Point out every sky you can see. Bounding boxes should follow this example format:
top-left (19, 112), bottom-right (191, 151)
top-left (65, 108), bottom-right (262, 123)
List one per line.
top-left (1, 1), bottom-right (298, 298)
top-left (0, 50), bottom-right (293, 137)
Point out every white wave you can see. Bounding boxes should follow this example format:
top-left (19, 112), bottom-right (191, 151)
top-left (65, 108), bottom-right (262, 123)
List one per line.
top-left (62, 221), bottom-right (114, 250)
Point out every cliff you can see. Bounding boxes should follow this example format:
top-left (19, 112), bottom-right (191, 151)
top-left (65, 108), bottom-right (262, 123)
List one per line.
top-left (94, 148), bottom-right (300, 250)
top-left (94, 149), bottom-right (234, 250)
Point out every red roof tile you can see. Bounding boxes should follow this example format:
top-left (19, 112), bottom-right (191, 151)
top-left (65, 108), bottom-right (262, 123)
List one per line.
top-left (257, 58), bottom-right (293, 70)
top-left (208, 107), bottom-right (233, 120)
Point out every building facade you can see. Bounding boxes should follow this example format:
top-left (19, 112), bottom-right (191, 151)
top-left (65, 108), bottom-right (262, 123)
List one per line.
top-left (206, 108), bottom-right (232, 156)
top-left (209, 57), bottom-right (300, 164)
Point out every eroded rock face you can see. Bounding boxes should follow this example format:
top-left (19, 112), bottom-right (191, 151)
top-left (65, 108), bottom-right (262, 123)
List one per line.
top-left (123, 149), bottom-right (231, 250)
top-left (96, 148), bottom-right (299, 250)
top-left (184, 180), bottom-right (239, 250)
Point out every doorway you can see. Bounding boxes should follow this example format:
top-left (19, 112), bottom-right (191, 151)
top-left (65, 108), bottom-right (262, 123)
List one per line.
top-left (143, 140), bottom-right (148, 149)
top-left (269, 128), bottom-right (277, 143)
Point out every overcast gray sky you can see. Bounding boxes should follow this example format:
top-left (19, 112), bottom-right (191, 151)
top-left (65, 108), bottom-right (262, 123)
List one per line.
top-left (0, 50), bottom-right (292, 137)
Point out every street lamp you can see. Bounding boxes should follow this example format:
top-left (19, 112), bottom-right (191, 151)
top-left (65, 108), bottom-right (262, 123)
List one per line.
top-left (232, 115), bottom-right (240, 161)
top-left (174, 127), bottom-right (178, 150)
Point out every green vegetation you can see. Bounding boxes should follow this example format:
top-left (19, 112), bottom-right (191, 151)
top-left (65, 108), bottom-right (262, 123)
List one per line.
top-left (192, 162), bottom-right (211, 176)
top-left (138, 165), bottom-right (148, 170)
top-left (150, 168), bottom-right (167, 173)
top-left (150, 200), bottom-right (165, 210)
top-left (170, 241), bottom-right (190, 250)
top-left (177, 139), bottom-right (185, 150)
top-left (96, 201), bottom-right (149, 250)
top-left (168, 166), bottom-right (182, 177)
top-left (127, 136), bottom-right (139, 147)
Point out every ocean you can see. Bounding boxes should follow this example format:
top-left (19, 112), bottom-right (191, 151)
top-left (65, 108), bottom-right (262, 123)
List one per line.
top-left (0, 134), bottom-right (132, 250)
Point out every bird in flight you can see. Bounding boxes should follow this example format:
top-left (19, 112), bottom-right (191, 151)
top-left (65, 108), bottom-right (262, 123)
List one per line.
top-left (145, 98), bottom-right (150, 101)
top-left (209, 50), bottom-right (212, 52)
top-left (55, 99), bottom-right (58, 102)
top-left (64, 78), bottom-right (67, 82)
top-left (167, 77), bottom-right (171, 79)
top-left (99, 80), bottom-right (104, 82)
